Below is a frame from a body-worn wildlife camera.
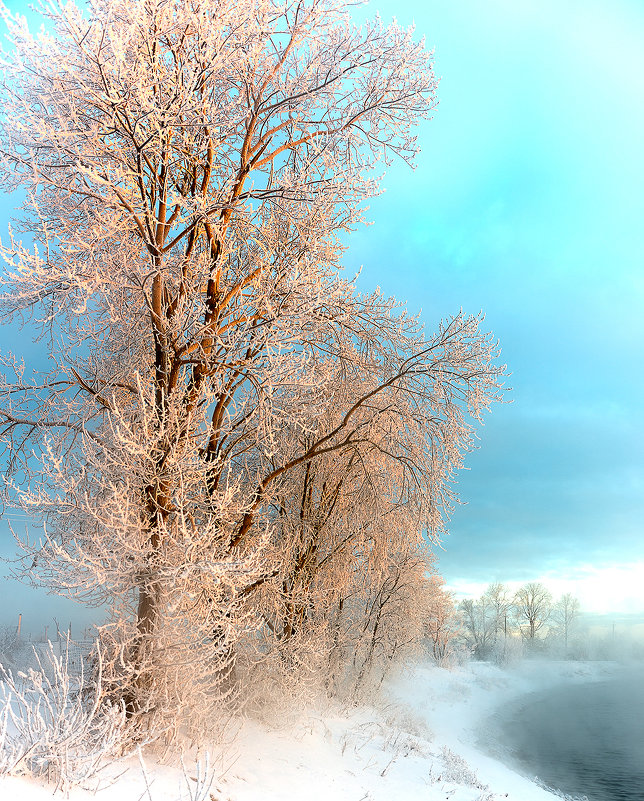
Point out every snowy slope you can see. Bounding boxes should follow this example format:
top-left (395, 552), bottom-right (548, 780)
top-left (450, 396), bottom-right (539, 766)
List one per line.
top-left (0, 659), bottom-right (619, 801)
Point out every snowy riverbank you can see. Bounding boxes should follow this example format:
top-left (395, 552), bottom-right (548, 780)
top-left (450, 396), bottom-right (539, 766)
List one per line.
top-left (0, 659), bottom-right (620, 800)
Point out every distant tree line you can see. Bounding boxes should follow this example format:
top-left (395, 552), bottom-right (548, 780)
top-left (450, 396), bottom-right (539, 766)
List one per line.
top-left (457, 582), bottom-right (581, 661)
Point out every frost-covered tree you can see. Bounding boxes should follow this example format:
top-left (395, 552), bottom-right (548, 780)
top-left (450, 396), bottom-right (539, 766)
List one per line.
top-left (552, 593), bottom-right (580, 652)
top-left (514, 582), bottom-right (552, 642)
top-left (459, 582), bottom-right (511, 659)
top-left (459, 597), bottom-right (497, 659)
top-left (424, 574), bottom-right (458, 666)
top-left (247, 314), bottom-right (497, 677)
top-left (483, 582), bottom-right (513, 639)
top-left (0, 0), bottom-right (504, 734)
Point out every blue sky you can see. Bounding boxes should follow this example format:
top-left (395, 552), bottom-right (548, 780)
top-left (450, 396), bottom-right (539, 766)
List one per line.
top-left (344, 0), bottom-right (644, 611)
top-left (1, 0), bottom-right (643, 630)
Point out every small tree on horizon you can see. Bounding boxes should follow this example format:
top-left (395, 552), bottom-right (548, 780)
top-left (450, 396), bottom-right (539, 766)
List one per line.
top-left (552, 593), bottom-right (581, 653)
top-left (459, 596), bottom-right (496, 659)
top-left (484, 582), bottom-right (513, 640)
top-left (514, 582), bottom-right (553, 643)
top-left (459, 582), bottom-right (512, 660)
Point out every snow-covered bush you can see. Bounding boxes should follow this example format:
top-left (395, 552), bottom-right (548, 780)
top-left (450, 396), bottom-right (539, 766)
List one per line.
top-left (0, 642), bottom-right (127, 793)
top-left (439, 746), bottom-right (488, 790)
top-left (0, 700), bottom-right (22, 775)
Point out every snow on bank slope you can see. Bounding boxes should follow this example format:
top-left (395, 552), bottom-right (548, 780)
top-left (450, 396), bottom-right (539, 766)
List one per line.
top-left (0, 660), bottom-right (619, 801)
top-left (388, 659), bottom-right (619, 800)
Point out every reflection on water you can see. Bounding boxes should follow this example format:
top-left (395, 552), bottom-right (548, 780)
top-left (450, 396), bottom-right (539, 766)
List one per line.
top-left (481, 669), bottom-right (644, 801)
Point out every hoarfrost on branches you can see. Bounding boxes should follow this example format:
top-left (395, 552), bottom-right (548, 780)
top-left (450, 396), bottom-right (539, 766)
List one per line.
top-left (0, 0), bottom-right (506, 739)
top-left (0, 643), bottom-right (127, 793)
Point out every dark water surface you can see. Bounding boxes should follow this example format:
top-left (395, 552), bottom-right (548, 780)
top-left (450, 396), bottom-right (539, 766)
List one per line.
top-left (482, 669), bottom-right (644, 801)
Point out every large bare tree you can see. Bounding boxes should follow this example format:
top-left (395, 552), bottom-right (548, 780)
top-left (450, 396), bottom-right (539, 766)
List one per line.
top-left (0, 0), bottom-right (504, 733)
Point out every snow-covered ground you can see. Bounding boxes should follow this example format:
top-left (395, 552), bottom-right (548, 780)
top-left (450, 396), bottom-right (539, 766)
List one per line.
top-left (0, 659), bottom-right (620, 800)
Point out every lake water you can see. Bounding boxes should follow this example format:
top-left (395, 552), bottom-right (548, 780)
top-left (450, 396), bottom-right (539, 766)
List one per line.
top-left (481, 669), bottom-right (644, 801)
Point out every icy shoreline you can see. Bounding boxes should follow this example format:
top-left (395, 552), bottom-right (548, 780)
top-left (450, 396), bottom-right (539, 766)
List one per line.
top-left (388, 658), bottom-right (621, 800)
top-left (0, 659), bottom-right (621, 800)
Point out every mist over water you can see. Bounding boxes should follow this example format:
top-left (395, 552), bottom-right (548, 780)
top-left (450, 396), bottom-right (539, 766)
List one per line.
top-left (483, 668), bottom-right (644, 801)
